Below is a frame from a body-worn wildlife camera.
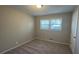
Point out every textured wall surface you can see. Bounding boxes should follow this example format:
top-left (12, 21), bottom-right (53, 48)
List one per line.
top-left (35, 13), bottom-right (72, 44)
top-left (0, 6), bottom-right (34, 52)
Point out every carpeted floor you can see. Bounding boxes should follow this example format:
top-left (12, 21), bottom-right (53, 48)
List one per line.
top-left (5, 39), bottom-right (72, 54)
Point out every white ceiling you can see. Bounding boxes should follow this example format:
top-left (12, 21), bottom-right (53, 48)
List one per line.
top-left (9, 5), bottom-right (76, 16)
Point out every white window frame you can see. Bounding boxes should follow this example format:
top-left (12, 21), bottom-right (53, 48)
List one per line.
top-left (40, 20), bottom-right (50, 30)
top-left (50, 18), bottom-right (62, 31)
top-left (40, 18), bottom-right (62, 31)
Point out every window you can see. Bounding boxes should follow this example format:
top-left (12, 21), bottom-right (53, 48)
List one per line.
top-left (40, 18), bottom-right (62, 31)
top-left (40, 20), bottom-right (49, 30)
top-left (51, 19), bottom-right (62, 31)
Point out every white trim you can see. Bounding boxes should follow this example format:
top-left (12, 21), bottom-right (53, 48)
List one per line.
top-left (1, 39), bottom-right (34, 54)
top-left (1, 38), bottom-right (70, 54)
top-left (35, 37), bottom-right (70, 45)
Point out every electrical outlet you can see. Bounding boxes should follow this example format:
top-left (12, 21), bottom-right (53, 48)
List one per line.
top-left (16, 42), bottom-right (18, 44)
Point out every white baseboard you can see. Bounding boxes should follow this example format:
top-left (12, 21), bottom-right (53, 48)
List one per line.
top-left (1, 38), bottom-right (70, 54)
top-left (35, 37), bottom-right (70, 45)
top-left (0, 39), bottom-right (34, 54)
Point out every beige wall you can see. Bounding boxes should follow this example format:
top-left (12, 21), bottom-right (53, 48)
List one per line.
top-left (35, 13), bottom-right (72, 44)
top-left (0, 6), bottom-right (34, 52)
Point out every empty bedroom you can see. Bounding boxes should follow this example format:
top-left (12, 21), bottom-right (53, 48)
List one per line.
top-left (0, 5), bottom-right (79, 54)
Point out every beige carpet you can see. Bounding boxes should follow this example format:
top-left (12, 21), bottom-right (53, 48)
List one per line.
top-left (5, 39), bottom-right (72, 54)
